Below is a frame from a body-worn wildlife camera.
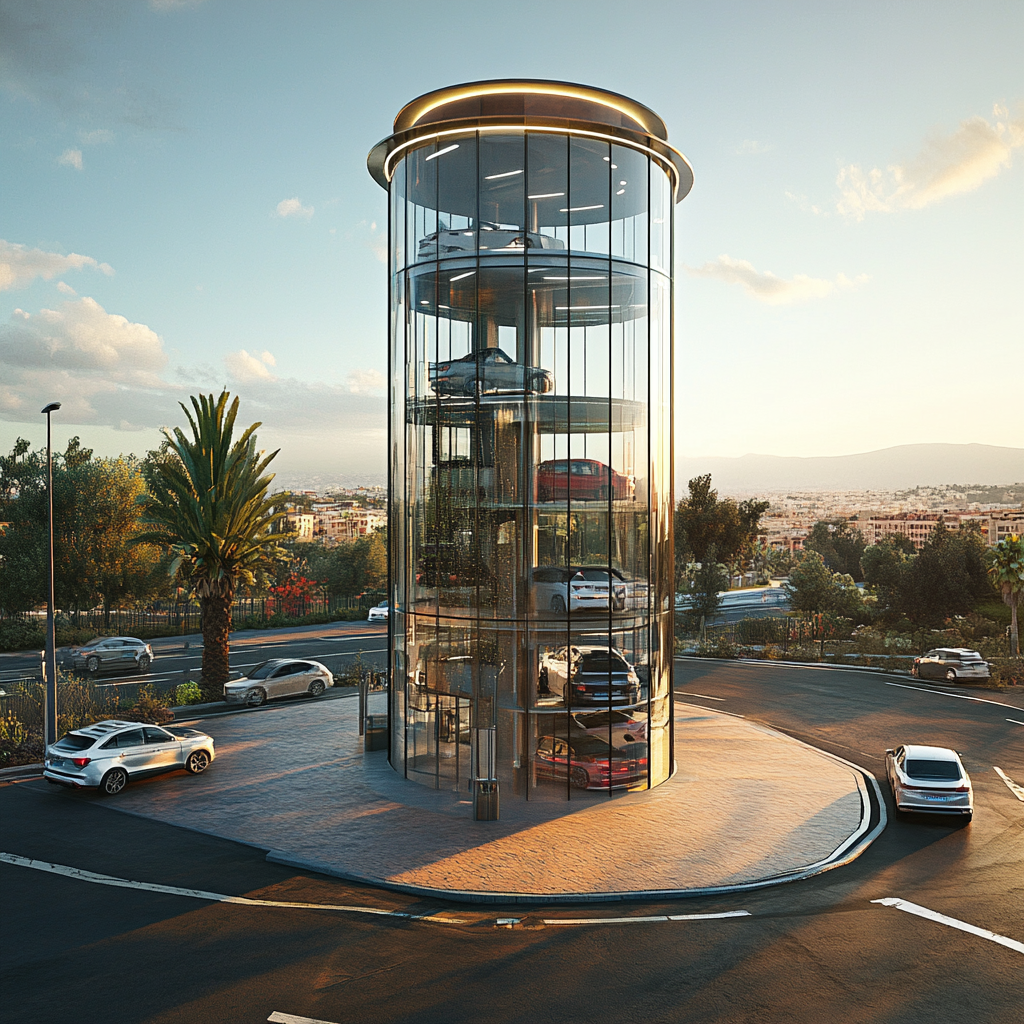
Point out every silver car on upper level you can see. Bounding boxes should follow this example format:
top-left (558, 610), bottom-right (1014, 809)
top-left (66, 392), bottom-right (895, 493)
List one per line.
top-left (44, 719), bottom-right (215, 796)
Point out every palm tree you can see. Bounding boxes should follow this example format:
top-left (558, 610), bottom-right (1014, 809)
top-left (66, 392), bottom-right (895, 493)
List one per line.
top-left (989, 534), bottom-right (1023, 657)
top-left (137, 392), bottom-right (287, 698)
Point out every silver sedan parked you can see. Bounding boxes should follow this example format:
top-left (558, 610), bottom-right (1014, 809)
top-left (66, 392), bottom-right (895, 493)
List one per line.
top-left (885, 744), bottom-right (973, 820)
top-left (223, 658), bottom-right (333, 707)
top-left (44, 719), bottom-right (215, 795)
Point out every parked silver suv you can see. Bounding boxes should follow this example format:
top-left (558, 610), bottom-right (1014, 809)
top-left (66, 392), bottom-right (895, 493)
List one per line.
top-left (43, 719), bottom-right (215, 795)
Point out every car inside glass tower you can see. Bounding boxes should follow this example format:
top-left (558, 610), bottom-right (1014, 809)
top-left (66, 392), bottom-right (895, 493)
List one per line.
top-left (375, 88), bottom-right (689, 803)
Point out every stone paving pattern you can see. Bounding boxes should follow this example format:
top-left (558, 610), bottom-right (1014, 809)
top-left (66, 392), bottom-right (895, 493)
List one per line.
top-left (109, 693), bottom-right (865, 898)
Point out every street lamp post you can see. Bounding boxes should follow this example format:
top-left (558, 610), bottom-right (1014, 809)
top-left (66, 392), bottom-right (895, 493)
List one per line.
top-left (41, 401), bottom-right (61, 746)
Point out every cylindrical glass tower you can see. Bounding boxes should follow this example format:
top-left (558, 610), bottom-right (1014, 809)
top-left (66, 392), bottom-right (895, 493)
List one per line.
top-left (368, 81), bottom-right (692, 803)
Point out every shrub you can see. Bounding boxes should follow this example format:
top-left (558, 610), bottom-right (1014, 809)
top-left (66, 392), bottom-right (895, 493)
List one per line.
top-left (990, 658), bottom-right (1024, 687)
top-left (174, 681), bottom-right (204, 706)
top-left (0, 618), bottom-right (45, 652)
top-left (118, 685), bottom-right (174, 725)
top-left (0, 712), bottom-right (44, 768)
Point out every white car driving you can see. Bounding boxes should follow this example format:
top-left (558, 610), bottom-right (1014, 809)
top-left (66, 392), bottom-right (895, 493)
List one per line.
top-left (223, 659), bottom-right (333, 707)
top-left (885, 744), bottom-right (973, 820)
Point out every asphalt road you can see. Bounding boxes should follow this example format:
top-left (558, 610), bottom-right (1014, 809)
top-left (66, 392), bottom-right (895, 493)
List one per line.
top-left (2, 660), bottom-right (1021, 1024)
top-left (0, 621), bottom-right (390, 689)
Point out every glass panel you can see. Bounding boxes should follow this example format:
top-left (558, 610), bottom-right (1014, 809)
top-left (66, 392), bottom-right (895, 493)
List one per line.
top-left (569, 137), bottom-right (610, 256)
top-left (650, 160), bottom-right (671, 273)
top-left (610, 144), bottom-right (648, 265)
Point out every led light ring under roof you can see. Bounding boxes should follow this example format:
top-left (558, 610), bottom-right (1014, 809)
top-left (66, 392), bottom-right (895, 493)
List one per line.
top-left (377, 125), bottom-right (691, 201)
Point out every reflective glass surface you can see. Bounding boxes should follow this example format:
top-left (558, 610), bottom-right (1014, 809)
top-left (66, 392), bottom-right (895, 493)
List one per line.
top-left (388, 131), bottom-right (674, 799)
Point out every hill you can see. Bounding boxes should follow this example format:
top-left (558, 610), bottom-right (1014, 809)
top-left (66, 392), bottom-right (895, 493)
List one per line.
top-left (676, 443), bottom-right (1024, 493)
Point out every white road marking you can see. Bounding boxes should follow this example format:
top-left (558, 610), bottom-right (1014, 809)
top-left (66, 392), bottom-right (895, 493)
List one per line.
top-left (882, 680), bottom-right (1022, 711)
top-left (0, 853), bottom-right (465, 924)
top-left (871, 898), bottom-right (1024, 954)
top-left (676, 691), bottom-right (726, 701)
top-left (1006, 718), bottom-right (1024, 726)
top-left (993, 766), bottom-right (1024, 801)
top-left (542, 910), bottom-right (750, 926)
top-left (269, 1013), bottom-right (341, 1024)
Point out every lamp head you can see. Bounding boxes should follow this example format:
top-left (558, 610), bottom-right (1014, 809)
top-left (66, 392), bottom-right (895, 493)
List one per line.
top-left (41, 402), bottom-right (61, 415)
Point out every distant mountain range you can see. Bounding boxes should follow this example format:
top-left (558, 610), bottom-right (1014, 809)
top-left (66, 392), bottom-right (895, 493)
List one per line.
top-left (676, 444), bottom-right (1024, 493)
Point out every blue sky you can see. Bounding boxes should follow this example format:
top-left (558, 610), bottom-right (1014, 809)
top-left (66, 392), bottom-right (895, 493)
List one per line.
top-left (2, 0), bottom-right (1022, 485)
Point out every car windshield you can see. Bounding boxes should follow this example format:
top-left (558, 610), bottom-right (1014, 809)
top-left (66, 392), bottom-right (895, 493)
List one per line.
top-left (54, 733), bottom-right (94, 751)
top-left (905, 759), bottom-right (962, 781)
top-left (247, 662), bottom-right (280, 680)
top-left (570, 736), bottom-right (616, 757)
top-left (580, 653), bottom-right (628, 672)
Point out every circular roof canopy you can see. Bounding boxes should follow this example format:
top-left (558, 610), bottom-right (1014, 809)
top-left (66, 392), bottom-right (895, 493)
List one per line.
top-left (368, 79), bottom-right (693, 202)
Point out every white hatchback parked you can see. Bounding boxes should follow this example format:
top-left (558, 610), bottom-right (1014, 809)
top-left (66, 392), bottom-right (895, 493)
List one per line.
top-left (223, 658), bottom-right (333, 707)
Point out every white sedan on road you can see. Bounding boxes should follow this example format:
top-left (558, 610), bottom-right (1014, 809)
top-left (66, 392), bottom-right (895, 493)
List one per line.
top-left (885, 744), bottom-right (974, 820)
top-left (367, 601), bottom-right (389, 623)
top-left (223, 659), bottom-right (333, 706)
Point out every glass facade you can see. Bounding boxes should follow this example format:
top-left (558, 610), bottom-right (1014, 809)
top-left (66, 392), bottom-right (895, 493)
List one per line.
top-left (372, 84), bottom-right (690, 804)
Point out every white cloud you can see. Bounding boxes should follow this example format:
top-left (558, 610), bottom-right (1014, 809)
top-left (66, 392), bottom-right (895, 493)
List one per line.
top-left (79, 129), bottom-right (114, 145)
top-left (58, 148), bottom-right (83, 170)
top-left (737, 140), bottom-right (771, 155)
top-left (686, 255), bottom-right (868, 305)
top-left (346, 368), bottom-right (385, 394)
top-left (56, 281), bottom-right (77, 295)
top-left (276, 197), bottom-right (314, 219)
top-left (0, 297), bottom-right (170, 423)
top-left (0, 240), bottom-right (114, 291)
top-left (837, 104), bottom-right (1024, 220)
top-left (224, 348), bottom-right (276, 382)
top-left (785, 191), bottom-right (823, 216)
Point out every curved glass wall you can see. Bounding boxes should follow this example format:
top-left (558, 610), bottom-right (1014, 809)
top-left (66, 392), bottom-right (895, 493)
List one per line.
top-left (388, 129), bottom-right (675, 801)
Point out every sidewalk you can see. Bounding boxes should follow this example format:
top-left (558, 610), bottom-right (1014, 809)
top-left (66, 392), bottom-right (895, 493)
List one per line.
top-left (98, 694), bottom-right (872, 903)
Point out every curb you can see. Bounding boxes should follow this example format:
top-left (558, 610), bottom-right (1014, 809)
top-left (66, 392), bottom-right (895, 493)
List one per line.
top-left (265, 717), bottom-right (885, 906)
top-left (0, 763), bottom-right (43, 781)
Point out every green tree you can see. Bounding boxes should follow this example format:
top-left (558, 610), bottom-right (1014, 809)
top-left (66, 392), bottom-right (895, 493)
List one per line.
top-left (804, 519), bottom-right (867, 580)
top-left (785, 550), bottom-right (863, 617)
top-left (902, 522), bottom-right (990, 625)
top-left (988, 534), bottom-right (1023, 656)
top-left (136, 392), bottom-right (287, 697)
top-left (675, 476), bottom-right (768, 569)
top-left (862, 536), bottom-right (913, 619)
top-left (0, 439), bottom-right (164, 618)
top-left (682, 544), bottom-right (729, 635)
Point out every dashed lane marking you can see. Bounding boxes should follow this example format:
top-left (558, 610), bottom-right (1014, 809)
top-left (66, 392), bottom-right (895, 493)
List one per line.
top-left (542, 911), bottom-right (751, 926)
top-left (0, 853), bottom-right (465, 925)
top-left (1006, 719), bottom-right (1024, 726)
top-left (993, 766), bottom-right (1024, 801)
top-left (872, 898), bottom-right (1024, 954)
top-left (676, 692), bottom-right (726, 701)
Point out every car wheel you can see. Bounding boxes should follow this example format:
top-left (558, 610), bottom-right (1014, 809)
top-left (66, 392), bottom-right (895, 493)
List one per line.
top-left (945, 669), bottom-right (957, 683)
top-left (246, 687), bottom-right (267, 707)
top-left (185, 749), bottom-right (211, 774)
top-left (138, 654), bottom-right (151, 672)
top-left (308, 679), bottom-right (326, 697)
top-left (100, 768), bottom-right (128, 796)
top-left (551, 595), bottom-right (566, 614)
top-left (85, 656), bottom-right (100, 674)
top-left (571, 767), bottom-right (590, 790)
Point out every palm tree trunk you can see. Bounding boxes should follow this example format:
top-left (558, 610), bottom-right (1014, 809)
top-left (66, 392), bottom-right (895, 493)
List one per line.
top-left (201, 592), bottom-right (232, 700)
top-left (1011, 596), bottom-right (1019, 659)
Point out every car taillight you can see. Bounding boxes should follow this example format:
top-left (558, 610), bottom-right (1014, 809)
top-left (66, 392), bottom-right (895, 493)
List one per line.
top-left (71, 757), bottom-right (91, 768)
top-left (576, 684), bottom-right (587, 692)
